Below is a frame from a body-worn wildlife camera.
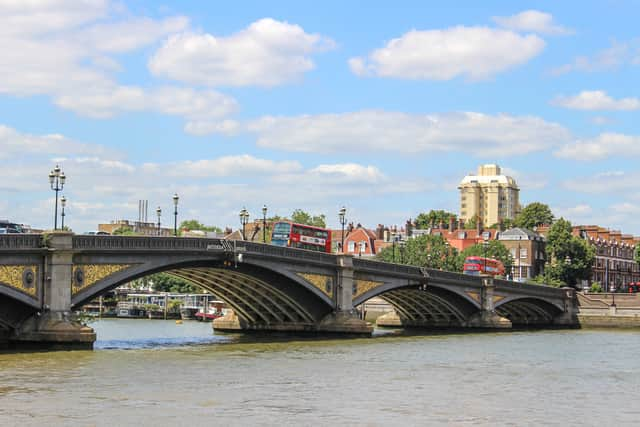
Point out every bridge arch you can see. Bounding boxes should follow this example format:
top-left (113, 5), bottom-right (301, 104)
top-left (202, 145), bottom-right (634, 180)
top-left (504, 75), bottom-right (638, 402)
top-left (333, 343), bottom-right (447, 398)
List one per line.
top-left (495, 297), bottom-right (564, 326)
top-left (71, 255), bottom-right (336, 327)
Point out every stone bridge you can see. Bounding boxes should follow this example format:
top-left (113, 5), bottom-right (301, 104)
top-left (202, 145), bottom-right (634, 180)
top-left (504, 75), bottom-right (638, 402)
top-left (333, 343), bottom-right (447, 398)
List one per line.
top-left (0, 233), bottom-right (577, 348)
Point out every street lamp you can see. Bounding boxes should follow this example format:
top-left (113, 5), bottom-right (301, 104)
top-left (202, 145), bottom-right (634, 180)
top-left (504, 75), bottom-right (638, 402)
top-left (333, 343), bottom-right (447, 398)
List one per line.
top-left (391, 232), bottom-right (397, 263)
top-left (338, 206), bottom-right (347, 253)
top-left (60, 196), bottom-right (67, 230)
top-left (48, 164), bottom-right (66, 230)
top-left (239, 207), bottom-right (249, 240)
top-left (172, 193), bottom-right (179, 237)
top-left (262, 204), bottom-right (268, 243)
top-left (399, 239), bottom-right (406, 263)
top-left (156, 206), bottom-right (162, 236)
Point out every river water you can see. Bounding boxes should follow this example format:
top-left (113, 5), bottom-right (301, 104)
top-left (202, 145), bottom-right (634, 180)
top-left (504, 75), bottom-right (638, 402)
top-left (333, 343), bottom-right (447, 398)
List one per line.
top-left (1, 320), bottom-right (639, 426)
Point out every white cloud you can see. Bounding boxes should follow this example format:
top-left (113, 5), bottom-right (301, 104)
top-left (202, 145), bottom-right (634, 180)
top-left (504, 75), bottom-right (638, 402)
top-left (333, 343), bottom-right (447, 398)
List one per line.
top-left (555, 133), bottom-right (640, 160)
top-left (0, 125), bottom-right (429, 232)
top-left (0, 124), bottom-right (115, 160)
top-left (551, 90), bottom-right (640, 111)
top-left (492, 10), bottom-right (573, 35)
top-left (309, 164), bottom-right (385, 183)
top-left (149, 18), bottom-right (334, 87)
top-left (164, 155), bottom-right (303, 177)
top-left (239, 110), bottom-right (570, 156)
top-left (563, 171), bottom-right (637, 194)
top-left (0, 1), bottom-right (245, 132)
top-left (349, 26), bottom-right (545, 80)
top-left (550, 39), bottom-right (640, 75)
top-left (590, 116), bottom-right (615, 125)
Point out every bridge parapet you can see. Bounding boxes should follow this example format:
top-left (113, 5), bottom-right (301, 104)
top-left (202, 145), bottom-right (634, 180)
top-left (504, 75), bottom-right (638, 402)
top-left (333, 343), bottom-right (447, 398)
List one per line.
top-left (0, 234), bottom-right (44, 251)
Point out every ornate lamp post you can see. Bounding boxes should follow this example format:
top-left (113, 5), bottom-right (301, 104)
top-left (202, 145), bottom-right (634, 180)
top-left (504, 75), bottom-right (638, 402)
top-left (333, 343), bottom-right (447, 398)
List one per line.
top-left (262, 204), bottom-right (268, 243)
top-left (60, 196), bottom-right (67, 230)
top-left (339, 206), bottom-right (346, 252)
top-left (399, 239), bottom-right (406, 263)
top-left (391, 232), bottom-right (397, 263)
top-left (239, 207), bottom-right (249, 240)
top-left (48, 164), bottom-right (66, 230)
top-left (156, 206), bottom-right (162, 236)
top-left (172, 193), bottom-right (179, 237)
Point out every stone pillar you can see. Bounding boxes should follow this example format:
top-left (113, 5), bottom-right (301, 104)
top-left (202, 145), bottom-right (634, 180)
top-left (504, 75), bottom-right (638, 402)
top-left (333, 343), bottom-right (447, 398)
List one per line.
top-left (14, 232), bottom-right (95, 349)
top-left (466, 278), bottom-right (511, 329)
top-left (317, 255), bottom-right (372, 334)
top-left (554, 287), bottom-right (580, 326)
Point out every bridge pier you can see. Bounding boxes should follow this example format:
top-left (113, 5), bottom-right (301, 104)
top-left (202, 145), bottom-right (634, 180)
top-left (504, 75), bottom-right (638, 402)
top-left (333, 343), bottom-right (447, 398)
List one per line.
top-left (465, 278), bottom-right (511, 329)
top-left (12, 232), bottom-right (95, 349)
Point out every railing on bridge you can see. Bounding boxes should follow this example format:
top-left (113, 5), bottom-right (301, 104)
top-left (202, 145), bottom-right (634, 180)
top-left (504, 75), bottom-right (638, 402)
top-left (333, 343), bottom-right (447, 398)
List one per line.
top-left (0, 234), bottom-right (43, 250)
top-left (72, 235), bottom-right (337, 265)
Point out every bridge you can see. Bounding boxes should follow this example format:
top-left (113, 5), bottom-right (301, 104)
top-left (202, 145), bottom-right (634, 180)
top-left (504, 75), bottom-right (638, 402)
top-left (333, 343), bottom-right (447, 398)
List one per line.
top-left (0, 232), bottom-right (577, 348)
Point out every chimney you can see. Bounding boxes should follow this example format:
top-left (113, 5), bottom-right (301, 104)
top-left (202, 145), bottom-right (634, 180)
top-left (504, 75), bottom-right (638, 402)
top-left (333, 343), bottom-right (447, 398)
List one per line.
top-left (405, 219), bottom-right (413, 238)
top-left (376, 224), bottom-right (384, 240)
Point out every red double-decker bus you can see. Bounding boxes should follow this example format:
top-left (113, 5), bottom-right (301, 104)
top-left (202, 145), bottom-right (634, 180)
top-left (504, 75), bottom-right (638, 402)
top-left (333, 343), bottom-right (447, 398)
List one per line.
top-left (270, 221), bottom-right (331, 253)
top-left (463, 256), bottom-right (505, 277)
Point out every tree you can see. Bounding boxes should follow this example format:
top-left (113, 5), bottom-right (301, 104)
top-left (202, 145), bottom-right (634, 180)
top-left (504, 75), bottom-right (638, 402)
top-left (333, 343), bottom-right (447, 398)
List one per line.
top-left (150, 273), bottom-right (202, 293)
top-left (544, 218), bottom-right (594, 288)
top-left (291, 209), bottom-right (326, 228)
top-left (376, 235), bottom-right (461, 271)
top-left (113, 226), bottom-right (137, 235)
top-left (414, 210), bottom-right (457, 229)
top-left (514, 202), bottom-right (554, 230)
top-left (464, 215), bottom-right (480, 230)
top-left (459, 240), bottom-right (513, 274)
top-left (179, 219), bottom-right (221, 233)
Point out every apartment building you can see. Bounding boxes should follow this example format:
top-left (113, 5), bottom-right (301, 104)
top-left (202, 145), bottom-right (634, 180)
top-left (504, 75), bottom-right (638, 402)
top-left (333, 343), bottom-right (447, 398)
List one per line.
top-left (458, 164), bottom-right (520, 228)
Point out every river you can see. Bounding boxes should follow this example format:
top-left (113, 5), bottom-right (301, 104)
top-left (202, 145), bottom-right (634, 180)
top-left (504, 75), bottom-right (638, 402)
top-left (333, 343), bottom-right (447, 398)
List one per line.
top-left (1, 320), bottom-right (639, 426)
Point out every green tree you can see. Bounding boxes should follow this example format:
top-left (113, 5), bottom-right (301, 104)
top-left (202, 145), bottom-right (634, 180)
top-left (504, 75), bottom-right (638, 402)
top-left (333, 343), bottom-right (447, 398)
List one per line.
top-left (414, 210), bottom-right (457, 229)
top-left (544, 217), bottom-right (594, 288)
top-left (464, 215), bottom-right (480, 230)
top-left (291, 209), bottom-right (326, 227)
top-left (179, 219), bottom-right (221, 232)
top-left (514, 202), bottom-right (554, 230)
top-left (376, 235), bottom-right (461, 271)
top-left (459, 240), bottom-right (513, 274)
top-left (113, 226), bottom-right (136, 235)
top-left (635, 245), bottom-right (640, 265)
top-left (150, 273), bottom-right (201, 293)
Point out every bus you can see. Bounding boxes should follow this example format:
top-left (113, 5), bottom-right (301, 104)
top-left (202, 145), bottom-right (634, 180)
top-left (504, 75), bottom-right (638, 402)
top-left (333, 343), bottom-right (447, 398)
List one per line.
top-left (463, 256), bottom-right (505, 277)
top-left (270, 221), bottom-right (331, 253)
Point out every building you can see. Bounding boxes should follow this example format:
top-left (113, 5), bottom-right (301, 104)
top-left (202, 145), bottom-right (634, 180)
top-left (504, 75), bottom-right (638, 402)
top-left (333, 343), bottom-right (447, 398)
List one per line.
top-left (497, 227), bottom-right (546, 281)
top-left (576, 225), bottom-right (640, 291)
top-left (98, 219), bottom-right (172, 236)
top-left (458, 164), bottom-right (520, 228)
top-left (342, 226), bottom-right (377, 257)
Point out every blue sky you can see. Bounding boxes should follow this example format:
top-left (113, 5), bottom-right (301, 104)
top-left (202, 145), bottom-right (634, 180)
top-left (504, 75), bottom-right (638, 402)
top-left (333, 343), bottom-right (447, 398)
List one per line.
top-left (1, 1), bottom-right (640, 233)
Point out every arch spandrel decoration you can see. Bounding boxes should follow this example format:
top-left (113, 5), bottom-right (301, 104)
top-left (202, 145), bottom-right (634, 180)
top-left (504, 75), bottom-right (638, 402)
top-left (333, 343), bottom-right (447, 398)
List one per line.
top-left (296, 273), bottom-right (334, 297)
top-left (353, 279), bottom-right (384, 299)
top-left (72, 264), bottom-right (132, 295)
top-left (0, 265), bottom-right (37, 297)
top-left (466, 291), bottom-right (480, 304)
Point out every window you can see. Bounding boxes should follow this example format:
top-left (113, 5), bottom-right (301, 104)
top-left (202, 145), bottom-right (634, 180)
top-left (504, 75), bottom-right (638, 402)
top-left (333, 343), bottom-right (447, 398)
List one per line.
top-left (510, 248), bottom-right (517, 258)
top-left (520, 248), bottom-right (528, 259)
top-left (347, 241), bottom-right (356, 253)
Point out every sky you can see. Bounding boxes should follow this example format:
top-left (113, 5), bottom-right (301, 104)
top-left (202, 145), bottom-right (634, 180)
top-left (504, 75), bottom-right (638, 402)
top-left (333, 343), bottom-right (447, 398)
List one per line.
top-left (1, 0), bottom-right (640, 234)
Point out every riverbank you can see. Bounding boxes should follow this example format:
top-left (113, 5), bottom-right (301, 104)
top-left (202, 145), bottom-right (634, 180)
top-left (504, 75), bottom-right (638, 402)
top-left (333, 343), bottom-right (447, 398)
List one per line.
top-left (577, 292), bottom-right (640, 328)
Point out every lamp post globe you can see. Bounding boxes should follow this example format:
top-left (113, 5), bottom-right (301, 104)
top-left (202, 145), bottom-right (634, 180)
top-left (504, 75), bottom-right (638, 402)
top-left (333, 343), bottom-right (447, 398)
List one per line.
top-left (172, 193), bottom-right (179, 237)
